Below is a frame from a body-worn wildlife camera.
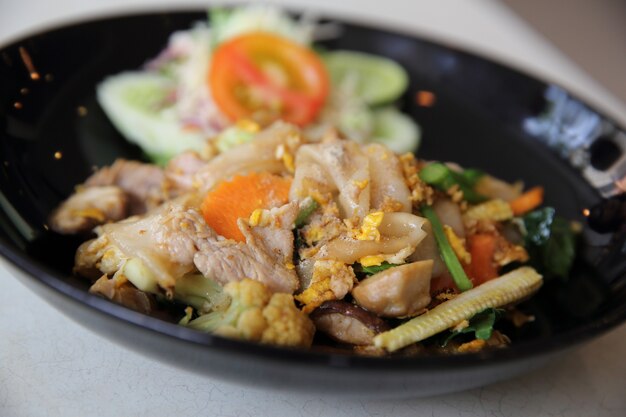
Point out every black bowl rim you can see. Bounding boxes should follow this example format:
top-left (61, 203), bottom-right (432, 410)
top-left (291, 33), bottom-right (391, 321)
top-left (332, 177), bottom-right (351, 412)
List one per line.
top-left (1, 8), bottom-right (626, 372)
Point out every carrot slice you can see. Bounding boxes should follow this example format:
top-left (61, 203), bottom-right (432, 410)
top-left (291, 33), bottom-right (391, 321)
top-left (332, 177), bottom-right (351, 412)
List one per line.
top-left (201, 172), bottom-right (292, 242)
top-left (509, 186), bottom-right (544, 216)
top-left (467, 233), bottom-right (499, 285)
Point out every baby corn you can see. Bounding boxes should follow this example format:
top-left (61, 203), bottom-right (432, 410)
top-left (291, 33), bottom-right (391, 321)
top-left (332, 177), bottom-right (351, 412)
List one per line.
top-left (373, 266), bottom-right (542, 352)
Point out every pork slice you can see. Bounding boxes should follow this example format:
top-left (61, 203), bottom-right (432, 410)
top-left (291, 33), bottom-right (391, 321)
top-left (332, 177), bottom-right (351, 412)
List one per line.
top-left (245, 202), bottom-right (299, 265)
top-left (164, 151), bottom-right (208, 195)
top-left (85, 159), bottom-right (166, 214)
top-left (49, 186), bottom-right (127, 234)
top-left (89, 275), bottom-right (155, 314)
top-left (193, 239), bottom-right (299, 294)
top-left (193, 202), bottom-right (300, 294)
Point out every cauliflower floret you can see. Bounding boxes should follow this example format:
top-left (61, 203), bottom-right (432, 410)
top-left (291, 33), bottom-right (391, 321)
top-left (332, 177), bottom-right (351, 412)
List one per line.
top-left (185, 278), bottom-right (315, 348)
top-left (262, 293), bottom-right (315, 347)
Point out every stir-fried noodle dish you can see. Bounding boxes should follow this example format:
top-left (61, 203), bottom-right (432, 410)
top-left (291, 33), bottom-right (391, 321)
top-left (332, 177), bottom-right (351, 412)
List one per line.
top-left (50, 6), bottom-right (578, 356)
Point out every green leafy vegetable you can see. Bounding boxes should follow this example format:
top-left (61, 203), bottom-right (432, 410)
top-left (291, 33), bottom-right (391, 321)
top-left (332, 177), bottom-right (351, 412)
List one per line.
top-left (419, 163), bottom-right (486, 203)
top-left (421, 205), bottom-right (473, 291)
top-left (523, 207), bottom-right (576, 279)
top-left (295, 199), bottom-right (319, 228)
top-left (356, 262), bottom-right (399, 276)
top-left (442, 308), bottom-right (503, 347)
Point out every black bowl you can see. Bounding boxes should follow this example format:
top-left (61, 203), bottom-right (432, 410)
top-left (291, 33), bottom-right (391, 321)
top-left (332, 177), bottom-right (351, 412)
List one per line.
top-left (1, 10), bottom-right (625, 398)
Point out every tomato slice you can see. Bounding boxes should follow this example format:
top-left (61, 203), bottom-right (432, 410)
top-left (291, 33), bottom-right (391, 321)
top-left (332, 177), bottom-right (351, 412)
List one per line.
top-left (209, 32), bottom-right (329, 126)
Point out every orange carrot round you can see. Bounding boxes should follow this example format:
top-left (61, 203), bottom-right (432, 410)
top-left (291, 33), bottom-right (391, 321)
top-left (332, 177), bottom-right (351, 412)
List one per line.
top-left (509, 186), bottom-right (544, 216)
top-left (201, 172), bottom-right (292, 242)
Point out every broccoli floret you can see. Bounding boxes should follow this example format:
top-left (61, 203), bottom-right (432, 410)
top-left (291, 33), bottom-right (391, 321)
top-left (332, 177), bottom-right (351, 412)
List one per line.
top-left (174, 273), bottom-right (230, 314)
top-left (184, 279), bottom-right (315, 348)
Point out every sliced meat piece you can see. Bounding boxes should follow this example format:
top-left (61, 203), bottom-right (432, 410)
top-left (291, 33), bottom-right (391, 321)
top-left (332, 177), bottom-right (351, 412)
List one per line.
top-left (76, 193), bottom-right (299, 295)
top-left (244, 202), bottom-right (299, 265)
top-left (85, 159), bottom-right (166, 214)
top-left (352, 260), bottom-right (433, 318)
top-left (193, 239), bottom-right (299, 294)
top-left (49, 186), bottom-right (127, 234)
top-left (194, 203), bottom-right (300, 294)
top-left (310, 301), bottom-right (390, 345)
top-left (164, 151), bottom-right (208, 195)
top-left (89, 275), bottom-right (155, 314)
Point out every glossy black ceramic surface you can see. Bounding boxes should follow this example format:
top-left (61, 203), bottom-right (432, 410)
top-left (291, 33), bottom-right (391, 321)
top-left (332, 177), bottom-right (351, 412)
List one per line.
top-left (1, 11), bottom-right (625, 397)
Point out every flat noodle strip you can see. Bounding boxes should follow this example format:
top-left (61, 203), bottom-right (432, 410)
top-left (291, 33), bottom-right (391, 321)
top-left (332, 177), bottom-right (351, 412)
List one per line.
top-left (290, 140), bottom-right (370, 219)
top-left (316, 212), bottom-right (427, 264)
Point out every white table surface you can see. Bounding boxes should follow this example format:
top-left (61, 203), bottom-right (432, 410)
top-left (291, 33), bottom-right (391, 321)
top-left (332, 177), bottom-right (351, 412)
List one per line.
top-left (1, 1), bottom-right (625, 416)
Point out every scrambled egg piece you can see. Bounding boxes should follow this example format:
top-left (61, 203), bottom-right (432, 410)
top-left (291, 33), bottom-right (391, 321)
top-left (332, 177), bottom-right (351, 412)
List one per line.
top-left (295, 260), bottom-right (356, 314)
top-left (275, 143), bottom-right (295, 173)
top-left (248, 208), bottom-right (272, 227)
top-left (353, 211), bottom-right (384, 241)
top-left (359, 255), bottom-right (387, 267)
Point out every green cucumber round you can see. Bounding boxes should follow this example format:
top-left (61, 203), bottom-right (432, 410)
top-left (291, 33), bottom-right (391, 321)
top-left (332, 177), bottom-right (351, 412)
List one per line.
top-left (96, 71), bottom-right (206, 164)
top-left (324, 50), bottom-right (409, 105)
top-left (370, 107), bottom-right (421, 153)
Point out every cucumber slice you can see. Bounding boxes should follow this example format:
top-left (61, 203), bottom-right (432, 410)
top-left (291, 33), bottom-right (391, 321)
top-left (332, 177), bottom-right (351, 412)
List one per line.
top-left (324, 51), bottom-right (409, 105)
top-left (370, 107), bottom-right (421, 153)
top-left (96, 71), bottom-right (206, 164)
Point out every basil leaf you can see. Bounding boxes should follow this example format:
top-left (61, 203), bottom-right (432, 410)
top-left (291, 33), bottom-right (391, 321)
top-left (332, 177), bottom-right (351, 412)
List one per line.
top-left (542, 217), bottom-right (576, 278)
top-left (442, 308), bottom-right (502, 347)
top-left (523, 207), bottom-right (576, 279)
top-left (357, 262), bottom-right (398, 275)
top-left (523, 207), bottom-right (555, 246)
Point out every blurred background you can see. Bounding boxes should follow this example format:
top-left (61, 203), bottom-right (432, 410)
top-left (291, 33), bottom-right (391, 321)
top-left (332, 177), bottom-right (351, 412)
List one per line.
top-left (503, 0), bottom-right (626, 110)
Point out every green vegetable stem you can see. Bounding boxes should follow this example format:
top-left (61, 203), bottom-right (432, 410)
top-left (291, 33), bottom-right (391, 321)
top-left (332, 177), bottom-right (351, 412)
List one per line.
top-left (295, 199), bottom-right (320, 228)
top-left (419, 162), bottom-right (486, 203)
top-left (421, 204), bottom-right (473, 291)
